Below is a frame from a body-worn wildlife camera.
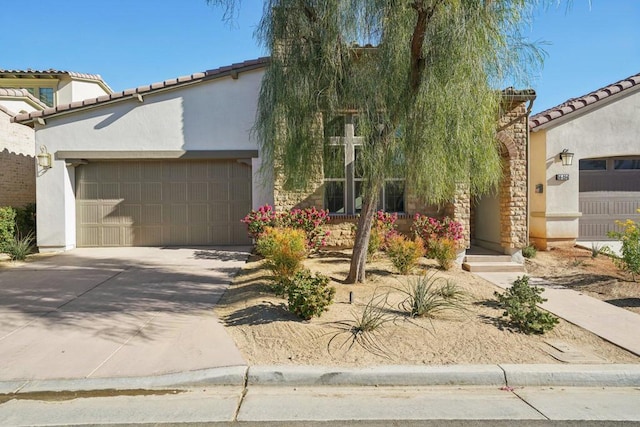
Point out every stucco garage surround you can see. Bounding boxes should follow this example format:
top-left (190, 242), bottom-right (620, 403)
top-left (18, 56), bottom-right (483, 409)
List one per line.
top-left (529, 82), bottom-right (640, 247)
top-left (33, 67), bottom-right (273, 251)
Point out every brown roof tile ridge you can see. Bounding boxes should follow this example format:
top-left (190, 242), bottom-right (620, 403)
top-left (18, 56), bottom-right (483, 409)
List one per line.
top-left (11, 57), bottom-right (271, 124)
top-left (0, 69), bottom-right (113, 92)
top-left (530, 71), bottom-right (640, 129)
top-left (0, 87), bottom-right (48, 108)
top-left (203, 57), bottom-right (270, 78)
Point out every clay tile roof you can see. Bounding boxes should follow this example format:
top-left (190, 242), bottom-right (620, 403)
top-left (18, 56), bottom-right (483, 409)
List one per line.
top-left (0, 87), bottom-right (48, 109)
top-left (0, 68), bottom-right (103, 81)
top-left (11, 57), bottom-right (270, 124)
top-left (530, 72), bottom-right (640, 130)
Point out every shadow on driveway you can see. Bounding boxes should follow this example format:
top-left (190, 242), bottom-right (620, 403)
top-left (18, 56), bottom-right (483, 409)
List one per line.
top-left (0, 246), bottom-right (251, 381)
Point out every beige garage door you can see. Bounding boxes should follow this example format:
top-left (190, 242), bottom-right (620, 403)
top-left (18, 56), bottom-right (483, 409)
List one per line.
top-left (579, 158), bottom-right (640, 240)
top-left (76, 160), bottom-right (252, 247)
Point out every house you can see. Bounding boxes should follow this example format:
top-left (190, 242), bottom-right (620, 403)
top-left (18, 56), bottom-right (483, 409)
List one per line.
top-left (13, 58), bottom-right (534, 256)
top-left (529, 72), bottom-right (640, 249)
top-left (0, 69), bottom-right (112, 208)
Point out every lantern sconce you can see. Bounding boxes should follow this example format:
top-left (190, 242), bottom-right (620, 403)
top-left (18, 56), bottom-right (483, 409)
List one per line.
top-left (559, 149), bottom-right (574, 166)
top-left (37, 145), bottom-right (53, 169)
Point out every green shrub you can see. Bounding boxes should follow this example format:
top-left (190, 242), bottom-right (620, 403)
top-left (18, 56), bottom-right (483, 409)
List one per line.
top-left (14, 204), bottom-right (36, 238)
top-left (494, 275), bottom-right (558, 334)
top-left (521, 244), bottom-right (537, 259)
top-left (397, 273), bottom-right (466, 318)
top-left (328, 292), bottom-right (395, 357)
top-left (256, 227), bottom-right (307, 278)
top-left (367, 228), bottom-right (384, 260)
top-left (429, 238), bottom-right (457, 270)
top-left (0, 207), bottom-right (16, 252)
top-left (608, 212), bottom-right (640, 281)
top-left (4, 232), bottom-right (34, 261)
top-left (386, 235), bottom-right (424, 275)
top-left (285, 269), bottom-right (335, 320)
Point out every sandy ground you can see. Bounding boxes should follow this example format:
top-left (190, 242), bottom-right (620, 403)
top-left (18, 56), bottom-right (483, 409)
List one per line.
top-left (526, 246), bottom-right (640, 315)
top-left (214, 249), bottom-right (640, 366)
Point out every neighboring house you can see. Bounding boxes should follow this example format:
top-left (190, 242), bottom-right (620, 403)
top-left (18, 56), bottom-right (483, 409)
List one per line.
top-left (13, 58), bottom-right (534, 256)
top-left (529, 72), bottom-right (640, 248)
top-left (0, 69), bottom-right (112, 208)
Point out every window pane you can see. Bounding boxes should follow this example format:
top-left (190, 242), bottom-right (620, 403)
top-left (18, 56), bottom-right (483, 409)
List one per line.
top-left (25, 87), bottom-right (35, 96)
top-left (354, 180), bottom-right (364, 213)
top-left (324, 145), bottom-right (345, 178)
top-left (579, 159), bottom-right (606, 171)
top-left (384, 181), bottom-right (405, 213)
top-left (614, 159), bottom-right (640, 170)
top-left (324, 116), bottom-right (345, 137)
top-left (39, 87), bottom-right (54, 107)
top-left (324, 181), bottom-right (345, 213)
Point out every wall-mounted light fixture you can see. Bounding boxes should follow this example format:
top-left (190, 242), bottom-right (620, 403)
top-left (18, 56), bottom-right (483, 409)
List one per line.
top-left (559, 149), bottom-right (574, 166)
top-left (37, 145), bottom-right (53, 169)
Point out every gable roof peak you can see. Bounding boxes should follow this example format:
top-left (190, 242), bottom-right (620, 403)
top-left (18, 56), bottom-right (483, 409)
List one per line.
top-left (530, 71), bottom-right (640, 130)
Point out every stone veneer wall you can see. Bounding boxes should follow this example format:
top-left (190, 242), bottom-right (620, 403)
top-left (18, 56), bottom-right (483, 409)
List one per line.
top-left (271, 101), bottom-right (529, 250)
top-left (0, 111), bottom-right (35, 207)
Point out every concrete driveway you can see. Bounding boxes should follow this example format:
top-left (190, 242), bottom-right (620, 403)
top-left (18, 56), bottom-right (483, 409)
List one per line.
top-left (0, 247), bottom-right (250, 382)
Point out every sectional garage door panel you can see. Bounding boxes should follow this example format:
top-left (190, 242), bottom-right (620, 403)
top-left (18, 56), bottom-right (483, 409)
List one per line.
top-left (579, 192), bottom-right (640, 240)
top-left (76, 160), bottom-right (252, 247)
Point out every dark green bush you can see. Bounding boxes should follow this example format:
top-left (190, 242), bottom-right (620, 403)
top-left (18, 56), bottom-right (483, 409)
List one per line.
top-left (285, 269), bottom-right (335, 320)
top-left (521, 244), bottom-right (537, 259)
top-left (0, 207), bottom-right (16, 252)
top-left (494, 275), bottom-right (558, 334)
top-left (14, 204), bottom-right (36, 238)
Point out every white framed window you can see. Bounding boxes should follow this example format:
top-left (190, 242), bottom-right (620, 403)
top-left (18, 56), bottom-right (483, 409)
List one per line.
top-left (323, 114), bottom-right (405, 214)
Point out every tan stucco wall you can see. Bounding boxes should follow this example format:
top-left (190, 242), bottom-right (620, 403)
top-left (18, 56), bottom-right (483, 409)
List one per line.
top-left (529, 86), bottom-right (640, 249)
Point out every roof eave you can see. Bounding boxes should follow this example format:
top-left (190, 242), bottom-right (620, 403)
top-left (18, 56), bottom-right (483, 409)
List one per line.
top-left (12, 57), bottom-right (269, 125)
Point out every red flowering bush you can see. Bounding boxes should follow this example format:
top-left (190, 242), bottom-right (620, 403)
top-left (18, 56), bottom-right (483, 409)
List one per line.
top-left (412, 214), bottom-right (464, 259)
top-left (241, 205), bottom-right (330, 250)
top-left (368, 211), bottom-right (400, 258)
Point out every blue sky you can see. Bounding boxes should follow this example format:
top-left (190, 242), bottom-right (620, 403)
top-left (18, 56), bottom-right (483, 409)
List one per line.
top-left (1, 1), bottom-right (638, 114)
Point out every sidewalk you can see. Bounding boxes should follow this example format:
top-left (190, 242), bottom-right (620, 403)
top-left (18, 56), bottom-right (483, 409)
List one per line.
top-left (1, 365), bottom-right (640, 425)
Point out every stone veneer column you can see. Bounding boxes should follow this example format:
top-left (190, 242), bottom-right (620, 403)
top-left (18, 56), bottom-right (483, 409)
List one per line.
top-left (497, 101), bottom-right (529, 251)
top-left (445, 182), bottom-right (471, 249)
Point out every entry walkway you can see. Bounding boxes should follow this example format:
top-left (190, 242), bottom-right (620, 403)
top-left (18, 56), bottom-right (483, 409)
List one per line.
top-left (476, 272), bottom-right (640, 357)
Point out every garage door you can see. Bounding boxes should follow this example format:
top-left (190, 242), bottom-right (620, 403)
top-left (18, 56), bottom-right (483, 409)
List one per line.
top-left (76, 160), bottom-right (252, 246)
top-left (579, 158), bottom-right (640, 240)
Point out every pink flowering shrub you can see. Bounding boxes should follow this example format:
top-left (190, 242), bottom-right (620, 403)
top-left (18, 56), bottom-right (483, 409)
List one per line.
top-left (241, 205), bottom-right (330, 250)
top-left (412, 214), bottom-right (464, 259)
top-left (367, 211), bottom-right (399, 258)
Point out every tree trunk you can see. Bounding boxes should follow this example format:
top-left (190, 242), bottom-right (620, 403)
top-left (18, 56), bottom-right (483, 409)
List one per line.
top-left (345, 186), bottom-right (380, 284)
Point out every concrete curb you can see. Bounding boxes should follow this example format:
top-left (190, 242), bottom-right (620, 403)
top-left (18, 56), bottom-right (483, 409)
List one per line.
top-left (247, 365), bottom-right (506, 386)
top-left (1, 365), bottom-right (248, 394)
top-left (2, 364), bottom-right (640, 394)
top-left (501, 364), bottom-right (640, 387)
